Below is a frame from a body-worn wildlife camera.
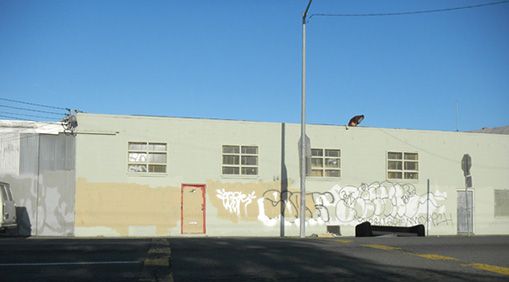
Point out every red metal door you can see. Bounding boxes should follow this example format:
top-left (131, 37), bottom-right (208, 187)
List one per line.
top-left (181, 184), bottom-right (206, 234)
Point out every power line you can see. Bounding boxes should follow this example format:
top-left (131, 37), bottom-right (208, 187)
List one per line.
top-left (0, 104), bottom-right (66, 116)
top-left (0, 114), bottom-right (31, 121)
top-left (0, 111), bottom-right (61, 121)
top-left (309, 0), bottom-right (509, 19)
top-left (0, 97), bottom-right (70, 111)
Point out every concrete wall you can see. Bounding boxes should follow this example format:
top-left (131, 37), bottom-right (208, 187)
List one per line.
top-left (75, 113), bottom-right (509, 237)
top-left (0, 122), bottom-right (75, 236)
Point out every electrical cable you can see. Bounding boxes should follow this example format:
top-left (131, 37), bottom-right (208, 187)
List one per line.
top-left (0, 104), bottom-right (66, 116)
top-left (0, 97), bottom-right (70, 111)
top-left (0, 111), bottom-right (61, 121)
top-left (0, 114), bottom-right (31, 121)
top-left (0, 98), bottom-right (75, 142)
top-left (309, 0), bottom-right (509, 20)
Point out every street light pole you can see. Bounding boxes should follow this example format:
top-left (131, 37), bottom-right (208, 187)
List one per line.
top-left (300, 0), bottom-right (313, 239)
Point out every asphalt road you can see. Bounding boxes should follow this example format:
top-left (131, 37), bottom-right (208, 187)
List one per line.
top-left (1, 236), bottom-right (508, 281)
top-left (170, 236), bottom-right (509, 282)
top-left (0, 238), bottom-right (171, 282)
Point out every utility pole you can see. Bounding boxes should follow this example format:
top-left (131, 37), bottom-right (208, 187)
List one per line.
top-left (300, 0), bottom-right (313, 239)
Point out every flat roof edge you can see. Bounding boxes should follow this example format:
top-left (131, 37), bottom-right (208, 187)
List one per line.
top-left (75, 112), bottom-right (509, 136)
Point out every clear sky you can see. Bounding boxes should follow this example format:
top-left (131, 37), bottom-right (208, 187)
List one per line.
top-left (0, 0), bottom-right (508, 131)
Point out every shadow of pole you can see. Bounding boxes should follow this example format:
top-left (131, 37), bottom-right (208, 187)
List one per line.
top-left (280, 123), bottom-right (288, 238)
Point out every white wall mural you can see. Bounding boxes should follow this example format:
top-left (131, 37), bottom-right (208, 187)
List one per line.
top-left (217, 181), bottom-right (452, 227)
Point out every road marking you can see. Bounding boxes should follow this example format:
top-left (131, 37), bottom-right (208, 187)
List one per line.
top-left (336, 239), bottom-right (352, 244)
top-left (152, 239), bottom-right (170, 246)
top-left (360, 242), bottom-right (509, 277)
top-left (362, 244), bottom-right (401, 251)
top-left (148, 247), bottom-right (171, 254)
top-left (0, 261), bottom-right (140, 266)
top-left (467, 263), bottom-right (509, 276)
top-left (414, 254), bottom-right (457, 261)
top-left (144, 257), bottom-right (170, 267)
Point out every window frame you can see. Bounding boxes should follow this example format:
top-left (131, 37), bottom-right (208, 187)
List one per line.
top-left (221, 145), bottom-right (259, 176)
top-left (309, 148), bottom-right (341, 178)
top-left (127, 141), bottom-right (168, 175)
top-left (387, 151), bottom-right (419, 180)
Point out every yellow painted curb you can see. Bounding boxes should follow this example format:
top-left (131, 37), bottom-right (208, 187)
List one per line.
top-left (362, 244), bottom-right (401, 251)
top-left (468, 263), bottom-right (509, 276)
top-left (414, 253), bottom-right (457, 261)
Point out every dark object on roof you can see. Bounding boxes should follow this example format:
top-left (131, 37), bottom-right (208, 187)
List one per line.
top-left (348, 115), bottom-right (364, 127)
top-left (470, 126), bottom-right (509, 135)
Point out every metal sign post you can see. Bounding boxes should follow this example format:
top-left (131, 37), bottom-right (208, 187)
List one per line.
top-left (462, 154), bottom-right (473, 236)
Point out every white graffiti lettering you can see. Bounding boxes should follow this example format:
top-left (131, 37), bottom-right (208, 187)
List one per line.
top-left (216, 189), bottom-right (256, 217)
top-left (256, 181), bottom-right (450, 227)
top-left (216, 182), bottom-right (451, 228)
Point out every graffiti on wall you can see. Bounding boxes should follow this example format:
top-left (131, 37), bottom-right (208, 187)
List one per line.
top-left (256, 190), bottom-right (333, 226)
top-left (216, 189), bottom-right (256, 217)
top-left (217, 181), bottom-right (452, 227)
top-left (327, 182), bottom-right (449, 226)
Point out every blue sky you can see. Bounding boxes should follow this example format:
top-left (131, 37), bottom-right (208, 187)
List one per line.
top-left (0, 0), bottom-right (508, 131)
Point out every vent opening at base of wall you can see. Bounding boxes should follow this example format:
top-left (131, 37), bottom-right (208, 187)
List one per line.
top-left (327, 225), bottom-right (341, 236)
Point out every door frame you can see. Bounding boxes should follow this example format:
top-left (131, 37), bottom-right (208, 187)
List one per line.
top-left (457, 189), bottom-right (474, 235)
top-left (181, 184), bottom-right (206, 234)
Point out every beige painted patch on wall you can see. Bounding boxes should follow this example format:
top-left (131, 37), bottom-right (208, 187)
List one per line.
top-left (75, 178), bottom-right (180, 236)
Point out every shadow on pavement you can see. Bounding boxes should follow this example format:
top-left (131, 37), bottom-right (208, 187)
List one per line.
top-left (169, 237), bottom-right (506, 282)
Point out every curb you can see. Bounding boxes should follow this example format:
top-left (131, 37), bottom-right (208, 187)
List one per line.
top-left (139, 239), bottom-right (173, 282)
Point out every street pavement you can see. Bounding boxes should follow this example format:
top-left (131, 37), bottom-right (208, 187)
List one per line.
top-left (0, 236), bottom-right (508, 281)
top-left (170, 236), bottom-right (509, 282)
top-left (0, 238), bottom-right (171, 282)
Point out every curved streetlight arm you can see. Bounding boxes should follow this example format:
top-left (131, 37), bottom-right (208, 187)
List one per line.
top-left (303, 0), bottom-right (313, 24)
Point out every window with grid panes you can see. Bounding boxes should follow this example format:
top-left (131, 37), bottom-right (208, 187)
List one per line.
top-left (222, 145), bottom-right (258, 176)
top-left (387, 152), bottom-right (418, 180)
top-left (128, 142), bottom-right (167, 174)
top-left (310, 148), bottom-right (341, 177)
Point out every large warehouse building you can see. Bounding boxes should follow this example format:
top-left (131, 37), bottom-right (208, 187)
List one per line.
top-left (1, 113), bottom-right (508, 237)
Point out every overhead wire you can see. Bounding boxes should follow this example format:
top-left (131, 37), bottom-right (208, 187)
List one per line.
top-left (0, 97), bottom-right (69, 143)
top-left (0, 0), bottom-right (507, 164)
top-left (306, 0), bottom-right (509, 170)
top-left (0, 111), bottom-right (66, 141)
top-left (0, 114), bottom-right (31, 121)
top-left (0, 111), bottom-right (62, 121)
top-left (308, 0), bottom-right (509, 20)
top-left (0, 104), bottom-right (67, 116)
top-left (0, 97), bottom-right (70, 111)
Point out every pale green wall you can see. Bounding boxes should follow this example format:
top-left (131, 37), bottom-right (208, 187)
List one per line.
top-left (76, 113), bottom-right (281, 185)
top-left (75, 113), bottom-right (509, 237)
